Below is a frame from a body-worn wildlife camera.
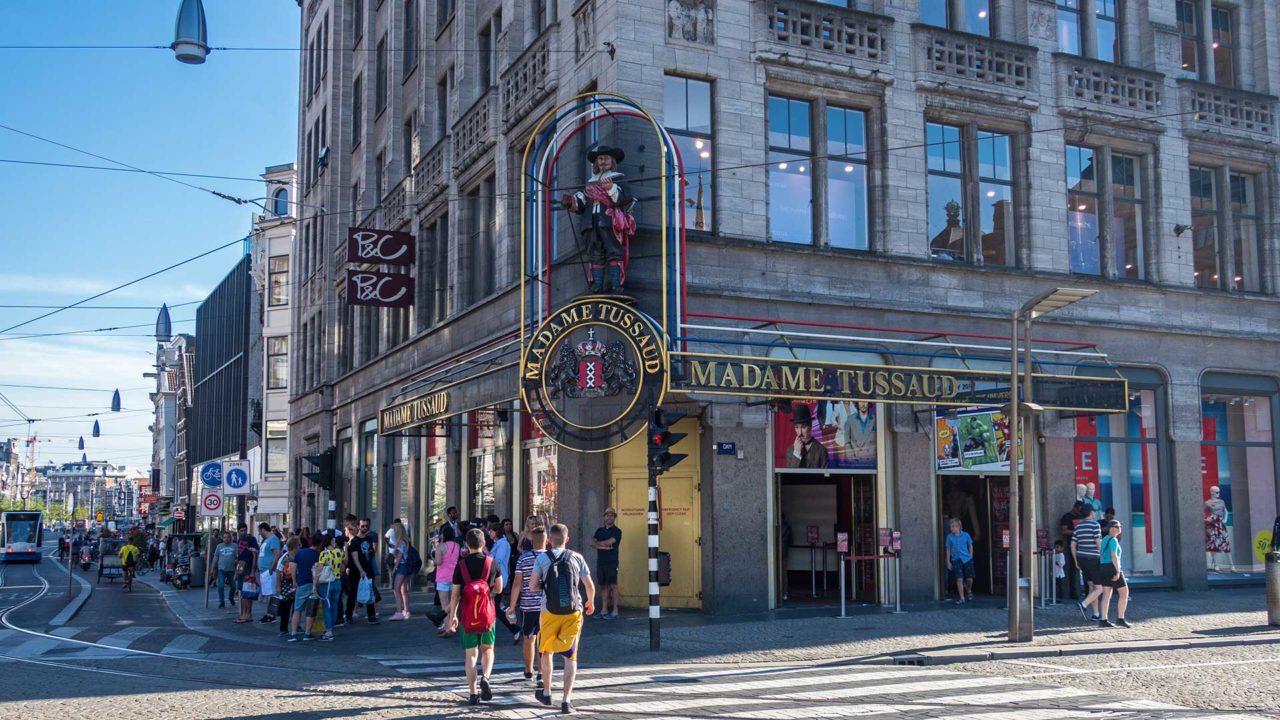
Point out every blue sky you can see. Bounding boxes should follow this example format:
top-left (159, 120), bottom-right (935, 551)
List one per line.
top-left (0, 1), bottom-right (299, 473)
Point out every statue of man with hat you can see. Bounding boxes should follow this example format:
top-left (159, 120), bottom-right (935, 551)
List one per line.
top-left (561, 144), bottom-right (636, 293)
top-left (785, 403), bottom-right (829, 469)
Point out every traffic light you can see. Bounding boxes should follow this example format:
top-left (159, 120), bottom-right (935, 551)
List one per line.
top-left (301, 447), bottom-right (335, 491)
top-left (647, 408), bottom-right (687, 475)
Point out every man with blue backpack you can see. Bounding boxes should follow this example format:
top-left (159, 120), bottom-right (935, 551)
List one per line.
top-left (530, 523), bottom-right (596, 715)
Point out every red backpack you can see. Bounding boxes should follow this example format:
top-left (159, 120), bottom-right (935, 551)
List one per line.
top-left (458, 557), bottom-right (496, 633)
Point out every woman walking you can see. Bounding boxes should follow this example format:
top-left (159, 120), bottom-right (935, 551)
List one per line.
top-left (389, 520), bottom-right (412, 621)
top-left (277, 536), bottom-right (300, 638)
top-left (1099, 521), bottom-right (1132, 628)
top-left (433, 524), bottom-right (460, 637)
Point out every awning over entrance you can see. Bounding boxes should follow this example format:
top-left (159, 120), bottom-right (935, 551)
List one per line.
top-left (379, 331), bottom-right (521, 435)
top-left (669, 312), bottom-right (1128, 414)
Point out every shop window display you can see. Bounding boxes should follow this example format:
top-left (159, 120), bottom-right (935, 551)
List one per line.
top-left (773, 400), bottom-right (877, 470)
top-left (1199, 393), bottom-right (1277, 574)
top-left (1072, 389), bottom-right (1164, 576)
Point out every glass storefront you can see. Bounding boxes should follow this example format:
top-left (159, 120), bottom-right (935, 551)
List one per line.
top-left (358, 419), bottom-right (378, 520)
top-left (466, 409), bottom-right (509, 521)
top-left (1200, 377), bottom-right (1278, 576)
top-left (1072, 388), bottom-right (1165, 577)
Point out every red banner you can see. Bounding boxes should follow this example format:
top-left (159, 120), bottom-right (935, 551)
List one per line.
top-left (346, 227), bottom-right (415, 265)
top-left (1200, 417), bottom-right (1219, 499)
top-left (1073, 416), bottom-right (1099, 488)
top-left (346, 270), bottom-right (413, 308)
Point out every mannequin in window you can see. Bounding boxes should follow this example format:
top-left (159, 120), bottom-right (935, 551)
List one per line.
top-left (1204, 485), bottom-right (1233, 572)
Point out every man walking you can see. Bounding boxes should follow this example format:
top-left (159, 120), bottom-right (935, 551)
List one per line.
top-left (345, 518), bottom-right (381, 624)
top-left (590, 508), bottom-right (622, 619)
top-left (1071, 505), bottom-right (1104, 622)
top-left (1058, 501), bottom-right (1085, 600)
top-left (444, 528), bottom-right (503, 706)
top-left (531, 523), bottom-right (595, 715)
top-left (510, 526), bottom-right (547, 685)
top-left (213, 531), bottom-right (238, 609)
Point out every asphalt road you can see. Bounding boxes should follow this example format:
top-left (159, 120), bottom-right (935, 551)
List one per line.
top-left (2, 540), bottom-right (1277, 719)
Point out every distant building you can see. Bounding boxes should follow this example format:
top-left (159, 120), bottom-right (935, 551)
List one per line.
top-left (250, 163), bottom-right (297, 527)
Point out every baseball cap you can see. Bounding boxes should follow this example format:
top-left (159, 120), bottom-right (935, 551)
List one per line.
top-left (604, 507), bottom-right (617, 516)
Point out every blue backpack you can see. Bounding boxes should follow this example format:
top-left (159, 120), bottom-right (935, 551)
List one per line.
top-left (405, 544), bottom-right (423, 574)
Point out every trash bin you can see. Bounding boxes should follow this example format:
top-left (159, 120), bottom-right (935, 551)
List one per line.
top-left (189, 555), bottom-right (206, 588)
top-left (657, 551), bottom-right (672, 587)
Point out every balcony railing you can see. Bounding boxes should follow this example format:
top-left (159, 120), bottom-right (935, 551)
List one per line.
top-left (1180, 80), bottom-right (1276, 141)
top-left (916, 25), bottom-right (1034, 93)
top-left (453, 90), bottom-right (497, 170)
top-left (413, 136), bottom-right (450, 208)
top-left (501, 25), bottom-right (558, 126)
top-left (767, 0), bottom-right (889, 64)
top-left (1058, 54), bottom-right (1162, 115)
top-left (383, 175), bottom-right (412, 230)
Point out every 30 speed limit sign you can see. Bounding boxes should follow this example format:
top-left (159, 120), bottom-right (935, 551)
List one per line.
top-left (199, 487), bottom-right (223, 517)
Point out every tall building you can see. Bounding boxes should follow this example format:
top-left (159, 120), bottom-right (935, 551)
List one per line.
top-left (291, 0), bottom-right (1280, 611)
top-left (251, 163), bottom-right (298, 527)
top-left (41, 461), bottom-right (129, 525)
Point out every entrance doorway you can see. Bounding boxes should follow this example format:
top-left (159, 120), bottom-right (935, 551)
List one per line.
top-left (938, 474), bottom-right (1014, 596)
top-left (777, 473), bottom-right (877, 604)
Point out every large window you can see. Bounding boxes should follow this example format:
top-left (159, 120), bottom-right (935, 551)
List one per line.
top-left (1200, 379), bottom-right (1278, 576)
top-left (1057, 0), bottom-right (1082, 55)
top-left (437, 0), bottom-right (455, 32)
top-left (417, 212), bottom-right (449, 328)
top-left (1190, 166), bottom-right (1262, 292)
top-left (1211, 5), bottom-right (1235, 87)
top-left (1177, 1), bottom-right (1202, 79)
top-left (1065, 145), bottom-right (1145, 279)
top-left (464, 177), bottom-right (495, 305)
top-left (272, 189), bottom-right (290, 217)
top-left (1073, 387), bottom-right (1166, 578)
top-left (920, 0), bottom-right (991, 36)
top-left (375, 36), bottom-right (388, 112)
top-left (826, 106), bottom-right (869, 251)
top-left (268, 255), bottom-right (289, 306)
top-left (927, 122), bottom-right (1013, 266)
top-left (435, 73), bottom-right (450, 140)
top-left (1179, 1), bottom-right (1236, 86)
top-left (266, 420), bottom-right (287, 473)
top-left (352, 75), bottom-right (363, 146)
top-left (478, 13), bottom-right (500, 90)
top-left (402, 114), bottom-right (415, 176)
top-left (1057, 0), bottom-right (1120, 62)
top-left (524, 438), bottom-right (558, 523)
top-left (267, 336), bottom-right (288, 390)
top-left (359, 419), bottom-right (378, 519)
top-left (402, 0), bottom-right (417, 74)
top-left (664, 76), bottom-right (714, 232)
top-left (768, 96), bottom-right (813, 244)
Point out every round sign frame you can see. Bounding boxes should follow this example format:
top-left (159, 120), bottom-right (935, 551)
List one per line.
top-left (202, 493), bottom-right (222, 512)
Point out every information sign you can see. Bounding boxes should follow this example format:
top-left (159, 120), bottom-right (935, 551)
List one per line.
top-left (223, 460), bottom-right (251, 496)
top-left (199, 488), bottom-right (223, 517)
top-left (200, 462), bottom-right (223, 488)
top-left (836, 531), bottom-right (849, 554)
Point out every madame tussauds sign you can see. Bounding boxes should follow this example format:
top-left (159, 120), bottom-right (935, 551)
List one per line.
top-left (379, 391), bottom-right (450, 434)
top-left (521, 297), bottom-right (667, 453)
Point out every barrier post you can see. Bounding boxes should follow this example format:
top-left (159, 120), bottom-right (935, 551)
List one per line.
top-left (892, 554), bottom-right (905, 614)
top-left (838, 556), bottom-right (848, 618)
top-left (810, 545), bottom-right (817, 598)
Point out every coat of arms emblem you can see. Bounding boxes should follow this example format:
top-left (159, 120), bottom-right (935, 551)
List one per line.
top-left (547, 328), bottom-right (638, 399)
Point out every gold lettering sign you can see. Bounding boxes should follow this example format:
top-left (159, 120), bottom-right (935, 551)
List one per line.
top-left (378, 391), bottom-right (450, 434)
top-left (668, 352), bottom-right (1126, 412)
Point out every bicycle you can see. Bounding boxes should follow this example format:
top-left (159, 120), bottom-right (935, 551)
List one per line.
top-left (134, 555), bottom-right (151, 576)
top-left (122, 563), bottom-right (136, 592)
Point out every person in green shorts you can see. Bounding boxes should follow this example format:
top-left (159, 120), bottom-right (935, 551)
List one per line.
top-left (445, 528), bottom-right (504, 705)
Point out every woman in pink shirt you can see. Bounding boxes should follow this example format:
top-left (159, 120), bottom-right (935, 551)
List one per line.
top-left (433, 524), bottom-right (460, 637)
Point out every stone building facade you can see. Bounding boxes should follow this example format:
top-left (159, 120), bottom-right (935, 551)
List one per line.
top-left (290, 0), bottom-right (1280, 611)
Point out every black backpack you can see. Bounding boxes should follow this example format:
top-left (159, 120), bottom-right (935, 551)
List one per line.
top-left (542, 550), bottom-right (583, 615)
top-left (405, 544), bottom-right (423, 574)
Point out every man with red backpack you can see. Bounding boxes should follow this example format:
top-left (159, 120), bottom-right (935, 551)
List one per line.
top-left (444, 528), bottom-right (505, 706)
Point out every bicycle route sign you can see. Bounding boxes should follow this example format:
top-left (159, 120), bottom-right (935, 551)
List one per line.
top-left (223, 460), bottom-right (250, 496)
top-left (200, 462), bottom-right (223, 488)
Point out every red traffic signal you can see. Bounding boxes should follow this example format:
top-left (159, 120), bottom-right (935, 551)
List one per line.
top-left (648, 408), bottom-right (687, 475)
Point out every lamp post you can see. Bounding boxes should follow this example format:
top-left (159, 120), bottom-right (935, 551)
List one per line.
top-left (171, 0), bottom-right (210, 64)
top-left (1007, 287), bottom-right (1097, 642)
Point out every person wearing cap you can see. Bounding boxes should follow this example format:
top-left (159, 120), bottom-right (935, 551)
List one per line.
top-left (560, 144), bottom-right (636, 293)
top-left (785, 404), bottom-right (829, 468)
top-left (590, 508), bottom-right (623, 619)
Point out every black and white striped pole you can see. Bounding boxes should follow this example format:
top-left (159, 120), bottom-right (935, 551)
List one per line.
top-left (646, 406), bottom-right (687, 652)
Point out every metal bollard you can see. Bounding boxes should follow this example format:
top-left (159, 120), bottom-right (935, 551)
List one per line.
top-left (810, 545), bottom-right (818, 598)
top-left (892, 554), bottom-right (905, 614)
top-left (838, 555), bottom-right (848, 619)
top-left (1266, 551), bottom-right (1280, 627)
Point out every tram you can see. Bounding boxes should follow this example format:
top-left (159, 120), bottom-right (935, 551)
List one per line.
top-left (0, 511), bottom-right (44, 563)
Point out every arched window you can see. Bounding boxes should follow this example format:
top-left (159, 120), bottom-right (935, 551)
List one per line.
top-left (272, 188), bottom-right (290, 216)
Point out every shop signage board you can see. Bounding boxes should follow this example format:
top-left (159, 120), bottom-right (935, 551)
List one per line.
top-left (878, 528), bottom-right (892, 547)
top-left (199, 488), bottom-right (223, 517)
top-left (346, 270), bottom-right (413, 308)
top-left (223, 460), bottom-right (251, 496)
top-left (668, 352), bottom-right (1128, 413)
top-left (936, 406), bottom-right (1024, 472)
top-left (836, 531), bottom-right (849, 553)
top-left (346, 227), bottom-right (415, 265)
top-left (379, 391), bottom-right (450, 434)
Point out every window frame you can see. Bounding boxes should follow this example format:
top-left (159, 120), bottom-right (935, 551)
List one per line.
top-left (1189, 163), bottom-right (1264, 292)
top-left (1064, 144), bottom-right (1148, 280)
top-left (266, 420), bottom-right (288, 474)
top-left (664, 75), bottom-right (716, 234)
top-left (403, 0), bottom-right (418, 79)
top-left (267, 335), bottom-right (289, 390)
top-left (375, 35), bottom-right (388, 114)
top-left (268, 255), bottom-right (289, 307)
top-left (919, 0), bottom-right (992, 37)
top-left (767, 95), bottom-right (815, 246)
top-left (926, 120), bottom-right (1018, 267)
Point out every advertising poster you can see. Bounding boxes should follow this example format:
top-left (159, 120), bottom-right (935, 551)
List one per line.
top-left (936, 408), bottom-right (1021, 471)
top-left (774, 401), bottom-right (877, 470)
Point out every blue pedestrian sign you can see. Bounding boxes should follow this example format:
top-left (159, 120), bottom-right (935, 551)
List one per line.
top-left (223, 459), bottom-right (251, 496)
top-left (200, 462), bottom-right (223, 488)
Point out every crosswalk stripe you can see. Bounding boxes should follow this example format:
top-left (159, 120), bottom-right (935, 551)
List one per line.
top-left (97, 626), bottom-right (156, 649)
top-left (596, 667), bottom-right (953, 695)
top-left (764, 676), bottom-right (1028, 701)
top-left (161, 634), bottom-right (208, 654)
top-left (377, 658), bottom-right (455, 667)
top-left (49, 627), bottom-right (85, 638)
top-left (9, 637), bottom-right (63, 657)
top-left (395, 661), bottom-right (525, 675)
top-left (926, 686), bottom-right (1096, 705)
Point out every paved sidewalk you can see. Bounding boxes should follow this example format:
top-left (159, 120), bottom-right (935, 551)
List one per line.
top-left (136, 571), bottom-right (1279, 668)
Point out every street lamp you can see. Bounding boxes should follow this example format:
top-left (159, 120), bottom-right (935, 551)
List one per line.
top-left (171, 0), bottom-right (210, 65)
top-left (1007, 287), bottom-right (1097, 642)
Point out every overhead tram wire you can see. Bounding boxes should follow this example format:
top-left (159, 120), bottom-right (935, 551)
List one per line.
top-left (0, 300), bottom-right (200, 310)
top-left (0, 317), bottom-right (196, 342)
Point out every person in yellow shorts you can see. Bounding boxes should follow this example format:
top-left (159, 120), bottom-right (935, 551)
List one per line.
top-left (530, 523), bottom-right (595, 715)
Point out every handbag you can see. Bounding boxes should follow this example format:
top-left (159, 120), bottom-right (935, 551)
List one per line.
top-left (241, 575), bottom-right (260, 600)
top-left (316, 551), bottom-right (338, 584)
top-left (259, 570), bottom-right (278, 598)
top-left (356, 577), bottom-right (374, 605)
top-left (234, 560), bottom-right (247, 576)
